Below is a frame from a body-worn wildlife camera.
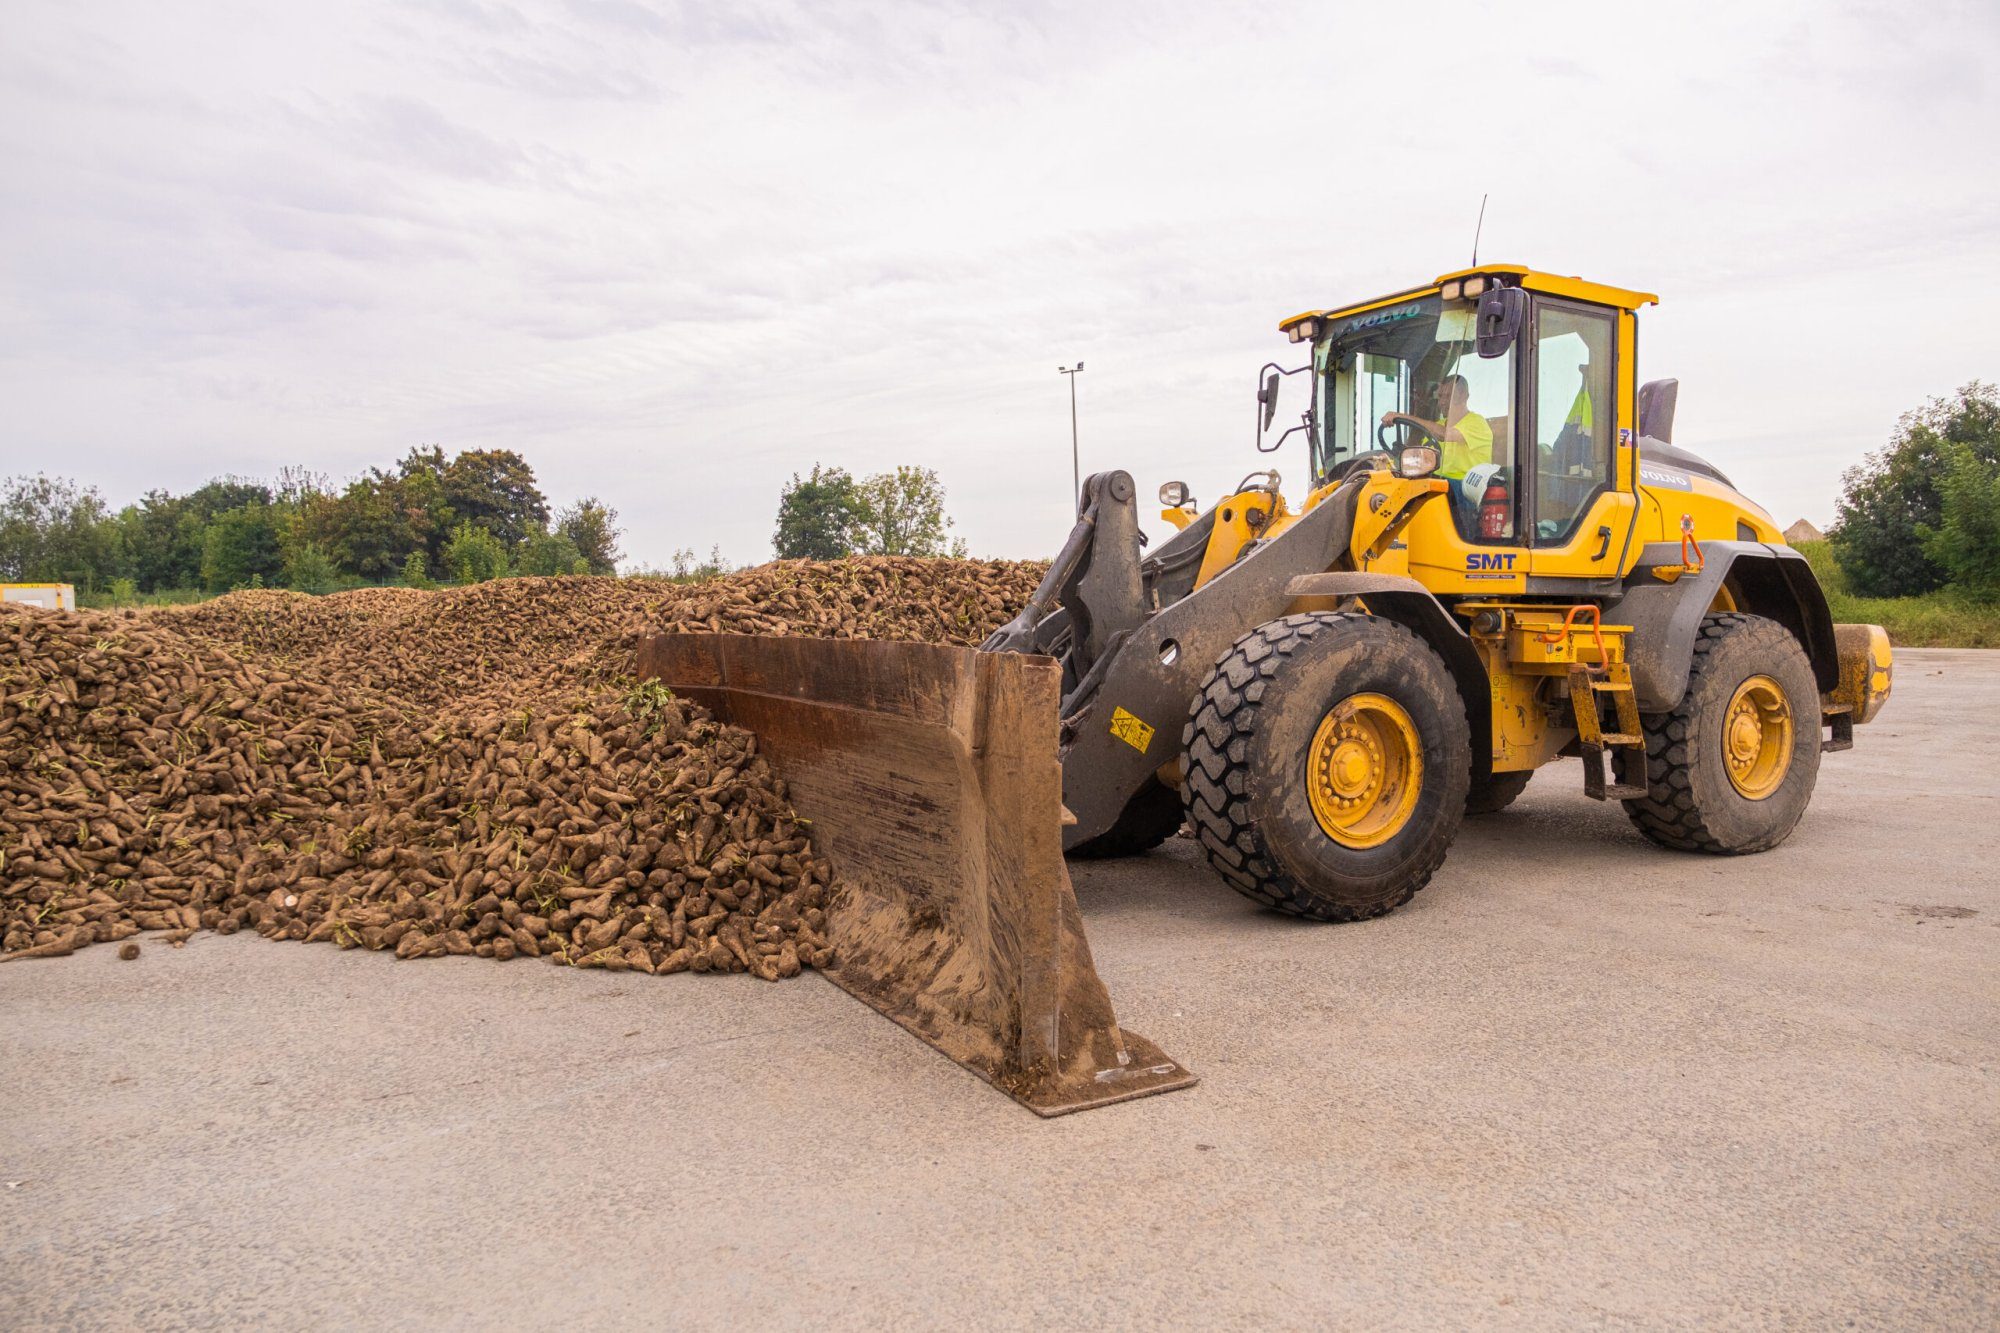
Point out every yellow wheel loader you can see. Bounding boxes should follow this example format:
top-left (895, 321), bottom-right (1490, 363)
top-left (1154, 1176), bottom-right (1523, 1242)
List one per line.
top-left (641, 265), bottom-right (1893, 1115)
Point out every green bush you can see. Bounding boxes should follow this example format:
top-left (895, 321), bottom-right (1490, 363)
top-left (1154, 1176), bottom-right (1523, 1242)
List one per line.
top-left (1796, 539), bottom-right (2000, 647)
top-left (400, 551), bottom-right (435, 590)
top-left (1831, 382), bottom-right (1999, 597)
top-left (515, 529), bottom-right (588, 577)
top-left (199, 503), bottom-right (285, 594)
top-left (443, 521), bottom-right (508, 584)
top-left (282, 541), bottom-right (339, 594)
top-left (1918, 443), bottom-right (2000, 601)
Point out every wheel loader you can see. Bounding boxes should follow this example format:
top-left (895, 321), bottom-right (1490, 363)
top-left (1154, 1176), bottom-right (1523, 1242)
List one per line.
top-left (639, 264), bottom-right (1893, 1116)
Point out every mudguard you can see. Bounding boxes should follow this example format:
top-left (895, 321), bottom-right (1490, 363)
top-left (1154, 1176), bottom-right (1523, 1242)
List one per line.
top-left (1607, 541), bottom-right (1839, 712)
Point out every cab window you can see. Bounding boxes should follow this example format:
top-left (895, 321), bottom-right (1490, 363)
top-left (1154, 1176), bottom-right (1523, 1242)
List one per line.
top-left (1531, 304), bottom-right (1615, 543)
top-left (1312, 297), bottom-right (1516, 542)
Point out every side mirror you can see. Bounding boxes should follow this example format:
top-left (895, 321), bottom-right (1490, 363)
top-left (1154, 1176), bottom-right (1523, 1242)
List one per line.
top-left (1258, 371), bottom-right (1281, 430)
top-left (1159, 481), bottom-right (1192, 508)
top-left (1475, 286), bottom-right (1526, 358)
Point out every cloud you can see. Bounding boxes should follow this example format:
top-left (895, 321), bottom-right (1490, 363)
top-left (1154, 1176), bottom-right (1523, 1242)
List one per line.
top-left (1, 0), bottom-right (1996, 565)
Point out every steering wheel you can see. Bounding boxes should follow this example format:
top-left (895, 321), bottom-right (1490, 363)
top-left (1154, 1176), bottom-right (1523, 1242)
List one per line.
top-left (1327, 451), bottom-right (1393, 483)
top-left (1376, 415), bottom-right (1443, 451)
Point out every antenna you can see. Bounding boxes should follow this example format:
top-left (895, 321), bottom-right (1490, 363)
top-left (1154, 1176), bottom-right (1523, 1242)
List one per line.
top-left (1470, 193), bottom-right (1488, 267)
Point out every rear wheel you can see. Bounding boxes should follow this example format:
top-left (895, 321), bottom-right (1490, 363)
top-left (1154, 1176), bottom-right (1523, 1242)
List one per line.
top-left (1182, 613), bottom-right (1471, 921)
top-left (1466, 768), bottom-right (1532, 816)
top-left (1067, 780), bottom-right (1183, 859)
top-left (1624, 613), bottom-right (1821, 853)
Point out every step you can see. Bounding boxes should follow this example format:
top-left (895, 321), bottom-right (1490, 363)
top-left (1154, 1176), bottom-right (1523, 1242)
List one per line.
top-left (1599, 732), bottom-right (1643, 746)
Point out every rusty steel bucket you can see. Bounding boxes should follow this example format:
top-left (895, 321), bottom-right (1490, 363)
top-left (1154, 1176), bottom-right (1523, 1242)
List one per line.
top-left (636, 633), bottom-right (1195, 1116)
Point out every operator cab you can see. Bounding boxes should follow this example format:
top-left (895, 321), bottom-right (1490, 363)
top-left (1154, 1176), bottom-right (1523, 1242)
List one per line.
top-left (1275, 267), bottom-right (1654, 555)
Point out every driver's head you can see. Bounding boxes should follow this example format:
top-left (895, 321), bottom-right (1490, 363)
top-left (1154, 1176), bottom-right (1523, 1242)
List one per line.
top-left (1436, 374), bottom-right (1470, 416)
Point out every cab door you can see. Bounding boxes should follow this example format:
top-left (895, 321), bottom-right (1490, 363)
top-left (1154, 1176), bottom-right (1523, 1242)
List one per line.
top-left (1523, 299), bottom-right (1635, 584)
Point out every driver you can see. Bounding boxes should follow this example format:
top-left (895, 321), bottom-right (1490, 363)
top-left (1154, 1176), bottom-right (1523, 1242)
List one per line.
top-left (1380, 374), bottom-right (1492, 483)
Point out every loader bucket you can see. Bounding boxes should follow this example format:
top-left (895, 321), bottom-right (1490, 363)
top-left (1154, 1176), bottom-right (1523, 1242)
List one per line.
top-left (635, 633), bottom-right (1196, 1116)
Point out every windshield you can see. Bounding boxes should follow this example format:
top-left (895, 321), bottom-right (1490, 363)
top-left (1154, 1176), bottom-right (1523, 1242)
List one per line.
top-left (1311, 294), bottom-right (1515, 508)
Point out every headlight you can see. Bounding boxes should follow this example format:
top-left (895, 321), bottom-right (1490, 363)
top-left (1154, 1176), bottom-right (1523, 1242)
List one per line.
top-left (1159, 480), bottom-right (1191, 507)
top-left (1395, 445), bottom-right (1441, 478)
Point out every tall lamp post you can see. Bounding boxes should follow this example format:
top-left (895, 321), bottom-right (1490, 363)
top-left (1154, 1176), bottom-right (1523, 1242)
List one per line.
top-left (1059, 362), bottom-right (1084, 514)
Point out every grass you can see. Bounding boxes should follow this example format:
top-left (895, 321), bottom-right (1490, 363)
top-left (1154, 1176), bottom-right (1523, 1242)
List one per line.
top-left (76, 585), bottom-right (211, 610)
top-left (1794, 540), bottom-right (2000, 648)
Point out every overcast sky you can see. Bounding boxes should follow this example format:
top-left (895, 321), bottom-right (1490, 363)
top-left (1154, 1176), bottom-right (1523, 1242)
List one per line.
top-left (4, 0), bottom-right (1997, 568)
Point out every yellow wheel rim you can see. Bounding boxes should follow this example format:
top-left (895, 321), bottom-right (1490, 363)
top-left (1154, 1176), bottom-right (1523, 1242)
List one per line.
top-left (1306, 693), bottom-right (1423, 849)
top-left (1723, 674), bottom-right (1793, 801)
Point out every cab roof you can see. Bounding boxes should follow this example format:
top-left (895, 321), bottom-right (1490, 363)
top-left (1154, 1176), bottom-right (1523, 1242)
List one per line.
top-left (1279, 264), bottom-right (1659, 336)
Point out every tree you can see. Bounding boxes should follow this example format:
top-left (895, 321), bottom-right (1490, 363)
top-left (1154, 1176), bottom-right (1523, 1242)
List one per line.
top-left (441, 449), bottom-right (547, 549)
top-left (444, 521), bottom-right (508, 583)
top-left (852, 465), bottom-right (965, 557)
top-left (116, 491), bottom-right (199, 591)
top-left (400, 550), bottom-right (436, 590)
top-left (774, 465), bottom-right (865, 559)
top-left (1832, 382), bottom-right (2000, 597)
top-left (298, 478), bottom-right (419, 581)
top-left (515, 528), bottom-right (588, 577)
top-left (667, 545), bottom-right (731, 581)
top-left (556, 498), bottom-right (623, 574)
top-left (1918, 443), bottom-right (2000, 600)
top-left (0, 474), bottom-right (123, 591)
top-left (273, 465), bottom-right (332, 508)
top-left (112, 477), bottom-right (279, 592)
top-left (200, 504), bottom-right (285, 593)
top-left (282, 541), bottom-right (339, 595)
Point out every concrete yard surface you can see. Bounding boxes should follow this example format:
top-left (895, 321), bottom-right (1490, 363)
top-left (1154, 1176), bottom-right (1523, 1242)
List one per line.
top-left (2, 648), bottom-right (1996, 1329)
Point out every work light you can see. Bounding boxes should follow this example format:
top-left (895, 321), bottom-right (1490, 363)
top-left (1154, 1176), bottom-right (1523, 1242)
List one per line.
top-left (1395, 444), bottom-right (1441, 479)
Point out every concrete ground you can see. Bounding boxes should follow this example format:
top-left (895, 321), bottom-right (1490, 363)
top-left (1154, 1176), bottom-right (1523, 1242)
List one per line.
top-left (2, 648), bottom-right (1995, 1330)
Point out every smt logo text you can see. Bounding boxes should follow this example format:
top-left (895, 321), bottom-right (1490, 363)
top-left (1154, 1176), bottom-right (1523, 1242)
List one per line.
top-left (1464, 552), bottom-right (1517, 572)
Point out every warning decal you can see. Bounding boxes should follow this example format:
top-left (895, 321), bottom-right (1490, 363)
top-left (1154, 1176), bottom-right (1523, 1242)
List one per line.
top-left (1109, 706), bottom-right (1155, 754)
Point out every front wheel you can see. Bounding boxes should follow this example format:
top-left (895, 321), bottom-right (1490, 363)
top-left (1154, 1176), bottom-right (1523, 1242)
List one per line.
top-left (1466, 768), bottom-right (1532, 816)
top-left (1067, 780), bottom-right (1184, 859)
top-left (1181, 613), bottom-right (1471, 921)
top-left (1623, 613), bottom-right (1822, 853)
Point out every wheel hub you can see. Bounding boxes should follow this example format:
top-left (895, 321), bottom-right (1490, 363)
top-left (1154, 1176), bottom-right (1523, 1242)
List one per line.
top-left (1723, 674), bottom-right (1793, 801)
top-left (1307, 694), bottom-right (1422, 849)
top-left (1329, 739), bottom-right (1373, 797)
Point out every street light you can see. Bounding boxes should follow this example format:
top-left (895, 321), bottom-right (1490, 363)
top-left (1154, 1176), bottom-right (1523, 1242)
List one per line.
top-left (1059, 362), bottom-right (1084, 514)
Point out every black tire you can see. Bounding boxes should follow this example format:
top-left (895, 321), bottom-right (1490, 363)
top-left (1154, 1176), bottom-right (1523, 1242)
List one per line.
top-left (1466, 768), bottom-right (1532, 816)
top-left (1623, 613), bottom-right (1822, 854)
top-left (1181, 613), bottom-right (1471, 921)
top-left (1066, 780), bottom-right (1184, 859)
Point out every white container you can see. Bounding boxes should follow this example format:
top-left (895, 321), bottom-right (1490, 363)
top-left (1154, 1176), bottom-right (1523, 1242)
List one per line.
top-left (1, 583), bottom-right (77, 610)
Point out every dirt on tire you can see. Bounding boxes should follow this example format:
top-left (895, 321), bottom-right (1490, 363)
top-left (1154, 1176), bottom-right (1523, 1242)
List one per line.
top-left (1181, 612), bottom-right (1471, 922)
top-left (1623, 612), bottom-right (1822, 854)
